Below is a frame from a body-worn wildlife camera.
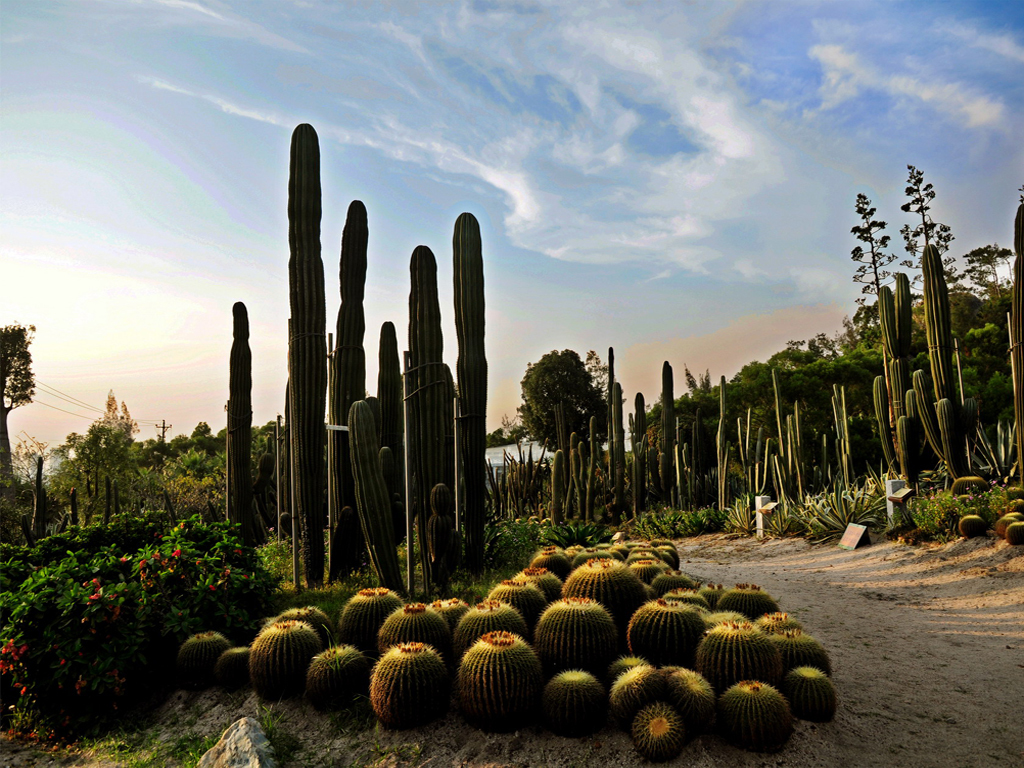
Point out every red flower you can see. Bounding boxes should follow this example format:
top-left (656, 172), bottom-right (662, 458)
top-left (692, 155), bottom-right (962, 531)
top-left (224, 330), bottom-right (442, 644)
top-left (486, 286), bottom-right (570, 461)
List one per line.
top-left (233, 548), bottom-right (242, 555)
top-left (209, 585), bottom-right (217, 591)
top-left (120, 556), bottom-right (129, 563)
top-left (172, 549), bottom-right (182, 558)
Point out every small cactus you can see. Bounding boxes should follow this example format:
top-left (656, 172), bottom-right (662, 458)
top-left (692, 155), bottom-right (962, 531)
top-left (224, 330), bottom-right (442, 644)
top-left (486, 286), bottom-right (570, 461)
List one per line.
top-left (607, 654), bottom-right (650, 686)
top-left (626, 599), bottom-right (706, 668)
top-left (705, 610), bottom-right (750, 628)
top-left (625, 549), bottom-right (661, 565)
top-left (533, 598), bottom-right (618, 677)
top-left (663, 667), bottom-right (715, 734)
top-left (338, 588), bottom-right (404, 655)
top-left (650, 570), bottom-right (698, 596)
top-left (377, 603), bottom-right (452, 664)
top-left (717, 680), bottom-right (793, 752)
top-left (1004, 487), bottom-right (1024, 501)
top-left (755, 612), bottom-right (804, 635)
top-left (542, 669), bottom-right (607, 737)
top-left (1006, 521), bottom-right (1024, 545)
top-left (529, 549), bottom-right (572, 579)
top-left (715, 584), bottom-right (780, 620)
top-left (608, 663), bottom-right (666, 729)
top-left (249, 620), bottom-right (323, 700)
top-left (369, 642), bottom-right (450, 729)
top-left (654, 545), bottom-right (680, 570)
top-left (571, 549), bottom-right (618, 569)
top-left (995, 512), bottom-right (1024, 538)
top-left (951, 476), bottom-right (989, 495)
top-left (782, 666), bottom-right (838, 722)
top-left (631, 702), bottom-right (687, 763)
top-left (214, 646), bottom-right (250, 690)
top-left (697, 583), bottom-right (725, 609)
top-left (305, 645), bottom-right (371, 711)
top-left (628, 558), bottom-right (669, 585)
top-left (769, 629), bottom-right (831, 675)
top-left (486, 579), bottom-right (547, 634)
top-left (561, 559), bottom-right (649, 641)
top-left (662, 588), bottom-right (711, 611)
top-left (457, 631), bottom-right (543, 732)
top-left (695, 621), bottom-right (783, 692)
top-left (958, 515), bottom-right (987, 538)
top-left (274, 606), bottom-right (334, 648)
top-left (177, 631), bottom-right (231, 689)
top-left (514, 567), bottom-right (563, 602)
top-left (431, 598), bottom-right (470, 631)
top-left (453, 600), bottom-right (529, 659)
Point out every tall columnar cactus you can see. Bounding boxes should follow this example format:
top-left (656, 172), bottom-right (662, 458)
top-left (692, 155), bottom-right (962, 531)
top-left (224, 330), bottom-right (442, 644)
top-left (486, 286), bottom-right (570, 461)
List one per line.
top-left (328, 200), bottom-right (368, 581)
top-left (426, 482), bottom-right (454, 590)
top-left (585, 416), bottom-right (598, 522)
top-left (632, 393), bottom-right (647, 516)
top-left (227, 302), bottom-right (257, 545)
top-left (660, 362), bottom-right (675, 502)
top-left (878, 274), bottom-right (914, 468)
top-left (453, 213), bottom-right (487, 573)
top-left (348, 400), bottom-right (402, 592)
top-left (611, 381), bottom-right (626, 522)
top-left (377, 322), bottom-right (404, 508)
top-left (550, 449), bottom-right (565, 524)
top-left (717, 375), bottom-right (729, 512)
top-left (1013, 198), bottom-right (1024, 487)
top-left (408, 245), bottom-right (448, 588)
top-left (287, 123), bottom-right (327, 588)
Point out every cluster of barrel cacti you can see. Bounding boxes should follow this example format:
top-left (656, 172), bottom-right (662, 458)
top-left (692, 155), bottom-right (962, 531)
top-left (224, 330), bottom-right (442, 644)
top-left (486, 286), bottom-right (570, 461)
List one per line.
top-left (175, 537), bottom-right (836, 760)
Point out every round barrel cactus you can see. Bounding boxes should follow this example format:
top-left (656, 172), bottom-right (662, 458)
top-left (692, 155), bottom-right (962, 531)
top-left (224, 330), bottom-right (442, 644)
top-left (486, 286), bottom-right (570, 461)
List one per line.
top-left (715, 584), bottom-right (780, 620)
top-left (782, 666), bottom-right (838, 722)
top-left (305, 645), bottom-right (371, 711)
top-left (625, 549), bottom-right (660, 565)
top-left (249, 620), bottom-right (323, 700)
top-left (755, 612), bottom-right (804, 635)
top-left (514, 567), bottom-right (563, 602)
top-left (177, 631), bottom-right (232, 690)
top-left (663, 667), bottom-right (715, 735)
top-left (951, 476), bottom-right (989, 495)
top-left (631, 702), bottom-right (686, 763)
top-left (214, 646), bottom-right (251, 690)
top-left (695, 621), bottom-right (783, 692)
top-left (529, 549), bottom-right (572, 579)
top-left (369, 642), bottom-right (450, 729)
top-left (628, 558), bottom-right (669, 585)
top-left (996, 513), bottom-right (1024, 538)
top-left (533, 597), bottom-right (618, 676)
top-left (717, 680), bottom-right (793, 752)
top-left (562, 559), bottom-right (650, 640)
top-left (648, 538), bottom-right (673, 548)
top-left (769, 630), bottom-right (831, 675)
top-left (957, 515), bottom-right (987, 538)
top-left (704, 610), bottom-right (749, 629)
top-left (431, 598), bottom-right (470, 631)
top-left (453, 600), bottom-right (529, 660)
top-left (608, 663), bottom-right (667, 729)
top-left (650, 570), bottom-right (698, 597)
top-left (377, 603), bottom-right (452, 664)
top-left (338, 588), bottom-right (404, 655)
top-left (486, 579), bottom-right (547, 633)
top-left (607, 654), bottom-right (651, 686)
top-left (274, 606), bottom-right (334, 648)
top-left (662, 588), bottom-right (710, 611)
top-left (1005, 488), bottom-right (1024, 501)
top-left (571, 548), bottom-right (618, 569)
top-left (627, 599), bottom-right (706, 668)
top-left (542, 669), bottom-right (607, 737)
top-left (1005, 521), bottom-right (1024, 545)
top-left (457, 631), bottom-right (542, 732)
top-left (697, 583), bottom-right (725, 609)
top-left (655, 545), bottom-right (680, 570)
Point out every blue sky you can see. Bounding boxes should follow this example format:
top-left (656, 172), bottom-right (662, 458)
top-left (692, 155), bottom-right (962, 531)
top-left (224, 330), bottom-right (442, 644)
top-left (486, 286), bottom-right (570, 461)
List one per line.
top-left (3, 0), bottom-right (1022, 448)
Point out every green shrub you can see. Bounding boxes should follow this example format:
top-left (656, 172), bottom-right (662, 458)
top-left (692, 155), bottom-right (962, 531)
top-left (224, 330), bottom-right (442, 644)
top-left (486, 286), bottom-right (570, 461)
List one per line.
top-left (633, 508), bottom-right (725, 540)
top-left (0, 514), bottom-right (277, 737)
top-left (539, 521), bottom-right (613, 548)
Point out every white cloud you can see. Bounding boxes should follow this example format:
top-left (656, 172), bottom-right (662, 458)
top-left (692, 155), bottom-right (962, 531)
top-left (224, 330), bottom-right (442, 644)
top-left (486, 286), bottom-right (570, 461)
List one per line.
top-left (939, 22), bottom-right (1024, 64)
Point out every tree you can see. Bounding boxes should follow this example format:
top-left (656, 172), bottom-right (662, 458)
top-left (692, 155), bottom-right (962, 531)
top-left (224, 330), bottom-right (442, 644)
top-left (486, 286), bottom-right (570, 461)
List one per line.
top-left (99, 390), bottom-right (139, 439)
top-left (900, 165), bottom-right (957, 284)
top-left (518, 349), bottom-right (606, 445)
top-left (1, 324), bottom-right (35, 496)
top-left (850, 193), bottom-right (896, 305)
top-left (962, 244), bottom-right (1013, 299)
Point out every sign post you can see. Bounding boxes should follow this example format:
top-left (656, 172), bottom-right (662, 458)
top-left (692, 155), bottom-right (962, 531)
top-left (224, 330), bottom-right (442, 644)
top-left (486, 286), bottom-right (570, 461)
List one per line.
top-left (755, 497), bottom-right (776, 539)
top-left (885, 478), bottom-right (908, 523)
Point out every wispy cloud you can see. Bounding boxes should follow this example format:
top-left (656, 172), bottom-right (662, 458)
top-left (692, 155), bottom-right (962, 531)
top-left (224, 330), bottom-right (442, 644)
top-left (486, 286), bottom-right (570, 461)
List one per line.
top-left (138, 76), bottom-right (291, 126)
top-left (939, 22), bottom-right (1024, 64)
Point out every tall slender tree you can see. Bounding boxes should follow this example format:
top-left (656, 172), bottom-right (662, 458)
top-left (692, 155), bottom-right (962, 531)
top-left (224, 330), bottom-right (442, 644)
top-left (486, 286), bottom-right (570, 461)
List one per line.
top-left (1, 324), bottom-right (35, 498)
top-left (850, 193), bottom-right (896, 306)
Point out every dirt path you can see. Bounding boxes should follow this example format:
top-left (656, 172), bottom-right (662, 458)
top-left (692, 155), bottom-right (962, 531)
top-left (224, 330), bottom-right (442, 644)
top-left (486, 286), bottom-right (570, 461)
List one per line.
top-left (4, 534), bottom-right (1022, 768)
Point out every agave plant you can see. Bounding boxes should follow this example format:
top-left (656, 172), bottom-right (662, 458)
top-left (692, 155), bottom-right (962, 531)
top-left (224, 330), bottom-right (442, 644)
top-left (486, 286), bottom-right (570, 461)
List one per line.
top-left (975, 420), bottom-right (1016, 486)
top-left (798, 477), bottom-right (886, 542)
top-left (725, 498), bottom-right (756, 536)
top-left (540, 521), bottom-right (613, 548)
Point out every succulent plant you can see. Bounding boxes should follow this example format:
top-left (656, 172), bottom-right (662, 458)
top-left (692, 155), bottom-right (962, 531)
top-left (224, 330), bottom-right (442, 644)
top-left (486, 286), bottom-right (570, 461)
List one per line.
top-left (626, 599), bottom-right (706, 668)
top-left (177, 631), bottom-right (232, 690)
top-left (782, 666), bottom-right (838, 722)
top-left (755, 612), bottom-right (804, 635)
top-left (250, 620), bottom-right (323, 700)
top-left (486, 579), bottom-right (547, 635)
top-left (695, 621), bottom-right (783, 692)
top-left (1005, 488), bottom-right (1024, 502)
top-left (338, 588), bottom-right (404, 655)
top-left (214, 646), bottom-right (250, 690)
top-left (377, 603), bottom-right (452, 663)
top-left (951, 476), bottom-right (989, 495)
top-left (648, 538), bottom-right (673, 548)
top-left (533, 598), bottom-right (618, 677)
top-left (571, 549), bottom-right (618, 569)
top-left (631, 702), bottom-right (687, 763)
top-left (514, 567), bottom-right (563, 602)
top-left (607, 654), bottom-right (651, 686)
top-left (542, 669), bottom-right (608, 737)
top-left (627, 559), bottom-right (670, 585)
top-left (609, 663), bottom-right (668, 729)
top-left (650, 570), bottom-right (698, 596)
top-left (957, 515), bottom-right (988, 539)
top-left (274, 606), bottom-right (334, 648)
top-left (1006, 521), bottom-right (1024, 545)
top-left (697, 583), bottom-right (725, 609)
top-left (717, 680), bottom-right (793, 752)
top-left (369, 642), bottom-right (450, 729)
top-left (562, 559), bottom-right (652, 641)
top-left (663, 667), bottom-right (715, 735)
top-left (625, 549), bottom-right (661, 565)
top-left (704, 611), bottom-right (749, 629)
top-left (662, 588), bottom-right (711, 611)
top-left (529, 550), bottom-right (572, 579)
top-left (1005, 499), bottom-right (1024, 515)
top-left (564, 544), bottom-right (585, 558)
top-left (995, 512), bottom-right (1024, 538)
top-left (655, 546), bottom-right (680, 570)
top-left (453, 600), bottom-right (529, 659)
top-left (305, 645), bottom-right (371, 711)
top-left (431, 598), bottom-right (470, 631)
top-left (457, 631), bottom-right (543, 732)
top-left (769, 630), bottom-right (831, 675)
top-left (715, 584), bottom-right (780, 620)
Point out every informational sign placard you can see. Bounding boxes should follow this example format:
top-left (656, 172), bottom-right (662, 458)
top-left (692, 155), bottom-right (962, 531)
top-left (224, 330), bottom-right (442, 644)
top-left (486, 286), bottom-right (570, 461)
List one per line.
top-left (887, 487), bottom-right (914, 504)
top-left (838, 523), bottom-right (871, 550)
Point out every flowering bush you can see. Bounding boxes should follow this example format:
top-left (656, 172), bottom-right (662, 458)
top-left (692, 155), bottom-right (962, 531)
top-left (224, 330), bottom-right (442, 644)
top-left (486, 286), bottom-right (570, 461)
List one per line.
top-left (909, 484), bottom-right (1006, 541)
top-left (0, 514), bottom-right (277, 738)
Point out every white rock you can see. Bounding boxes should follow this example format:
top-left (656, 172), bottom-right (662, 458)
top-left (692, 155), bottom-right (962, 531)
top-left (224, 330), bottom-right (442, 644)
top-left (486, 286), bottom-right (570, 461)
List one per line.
top-left (198, 716), bottom-right (277, 768)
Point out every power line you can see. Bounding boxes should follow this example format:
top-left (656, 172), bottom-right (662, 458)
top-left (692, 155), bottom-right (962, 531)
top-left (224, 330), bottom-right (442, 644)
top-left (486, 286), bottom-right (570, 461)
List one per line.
top-left (31, 398), bottom-right (99, 421)
top-left (34, 379), bottom-right (162, 425)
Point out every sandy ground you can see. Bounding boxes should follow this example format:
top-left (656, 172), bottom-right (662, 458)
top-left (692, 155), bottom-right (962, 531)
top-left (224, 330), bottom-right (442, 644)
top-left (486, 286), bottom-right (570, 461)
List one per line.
top-left (4, 533), bottom-right (1022, 768)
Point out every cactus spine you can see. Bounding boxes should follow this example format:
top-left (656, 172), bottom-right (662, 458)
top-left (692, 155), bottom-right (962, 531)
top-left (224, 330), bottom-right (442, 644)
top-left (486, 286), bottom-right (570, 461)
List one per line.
top-left (227, 302), bottom-right (257, 545)
top-left (287, 123), bottom-right (327, 588)
top-left (348, 400), bottom-right (402, 591)
top-left (328, 200), bottom-right (368, 581)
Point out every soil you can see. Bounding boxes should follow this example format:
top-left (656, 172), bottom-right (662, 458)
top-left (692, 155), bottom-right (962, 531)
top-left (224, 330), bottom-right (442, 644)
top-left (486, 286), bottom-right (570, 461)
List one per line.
top-left (4, 533), bottom-right (1022, 768)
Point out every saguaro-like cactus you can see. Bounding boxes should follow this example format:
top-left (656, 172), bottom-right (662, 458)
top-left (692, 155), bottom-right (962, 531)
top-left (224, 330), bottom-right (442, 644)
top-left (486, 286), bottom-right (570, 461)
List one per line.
top-left (1013, 198), bottom-right (1024, 487)
top-left (632, 393), bottom-right (647, 517)
top-left (453, 213), bottom-right (486, 573)
top-left (660, 362), bottom-right (675, 502)
top-left (227, 302), bottom-right (257, 545)
top-left (287, 123), bottom-right (327, 588)
top-left (585, 416), bottom-right (598, 522)
top-left (551, 449), bottom-right (565, 525)
top-left (328, 200), bottom-right (368, 580)
top-left (377, 322), bottom-right (404, 507)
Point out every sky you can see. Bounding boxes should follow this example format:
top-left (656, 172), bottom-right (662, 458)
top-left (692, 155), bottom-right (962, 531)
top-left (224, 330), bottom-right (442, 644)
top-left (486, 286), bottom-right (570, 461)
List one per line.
top-left (3, 0), bottom-right (1023, 450)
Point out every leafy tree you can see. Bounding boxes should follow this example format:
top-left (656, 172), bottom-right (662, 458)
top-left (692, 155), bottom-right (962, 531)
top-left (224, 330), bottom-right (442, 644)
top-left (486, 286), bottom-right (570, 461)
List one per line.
top-left (1, 324), bottom-right (35, 495)
top-left (486, 414), bottom-right (528, 448)
top-left (99, 390), bottom-right (138, 439)
top-left (518, 349), bottom-right (606, 445)
top-left (962, 244), bottom-right (1012, 299)
top-left (900, 165), bottom-right (957, 283)
top-left (850, 193), bottom-right (896, 305)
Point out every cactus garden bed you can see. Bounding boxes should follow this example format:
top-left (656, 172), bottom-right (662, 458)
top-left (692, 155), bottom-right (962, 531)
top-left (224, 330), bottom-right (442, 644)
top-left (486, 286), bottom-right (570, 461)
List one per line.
top-left (4, 533), bottom-right (1022, 768)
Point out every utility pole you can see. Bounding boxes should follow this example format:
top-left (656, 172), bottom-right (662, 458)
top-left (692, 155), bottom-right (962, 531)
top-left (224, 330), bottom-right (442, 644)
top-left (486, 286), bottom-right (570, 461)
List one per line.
top-left (157, 420), bottom-right (172, 441)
